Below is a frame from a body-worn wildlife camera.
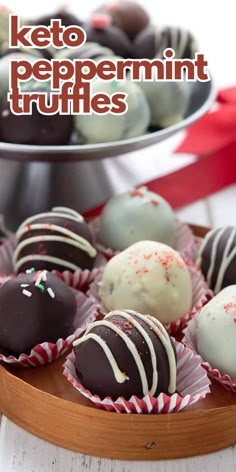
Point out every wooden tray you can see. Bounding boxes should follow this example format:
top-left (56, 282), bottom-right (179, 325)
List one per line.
top-left (1, 224), bottom-right (236, 461)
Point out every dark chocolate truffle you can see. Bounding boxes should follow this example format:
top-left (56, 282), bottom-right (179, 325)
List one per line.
top-left (73, 309), bottom-right (177, 400)
top-left (0, 270), bottom-right (77, 356)
top-left (198, 226), bottom-right (236, 294)
top-left (0, 81), bottom-right (73, 145)
top-left (133, 25), bottom-right (198, 59)
top-left (85, 15), bottom-right (132, 58)
top-left (13, 207), bottom-right (97, 274)
top-left (93, 1), bottom-right (150, 40)
top-left (32, 8), bottom-right (84, 28)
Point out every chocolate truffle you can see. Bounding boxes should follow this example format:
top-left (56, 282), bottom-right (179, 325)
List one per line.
top-left (0, 80), bottom-right (73, 145)
top-left (74, 309), bottom-right (177, 400)
top-left (197, 227), bottom-right (236, 294)
top-left (84, 15), bottom-right (132, 58)
top-left (99, 187), bottom-right (176, 250)
top-left (13, 207), bottom-right (97, 274)
top-left (138, 80), bottom-right (192, 128)
top-left (32, 7), bottom-right (84, 28)
top-left (99, 240), bottom-right (192, 323)
top-left (93, 1), bottom-right (150, 40)
top-left (74, 78), bottom-right (150, 144)
top-left (197, 286), bottom-right (236, 379)
top-left (0, 270), bottom-right (77, 356)
top-left (133, 25), bottom-right (198, 60)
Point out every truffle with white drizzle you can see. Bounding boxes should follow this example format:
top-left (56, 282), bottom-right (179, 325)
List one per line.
top-left (197, 226), bottom-right (236, 294)
top-left (73, 309), bottom-right (177, 400)
top-left (13, 207), bottom-right (97, 274)
top-left (133, 24), bottom-right (198, 60)
top-left (0, 269), bottom-right (77, 356)
top-left (98, 186), bottom-right (176, 250)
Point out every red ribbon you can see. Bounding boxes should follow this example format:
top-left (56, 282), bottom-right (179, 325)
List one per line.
top-left (84, 87), bottom-right (236, 219)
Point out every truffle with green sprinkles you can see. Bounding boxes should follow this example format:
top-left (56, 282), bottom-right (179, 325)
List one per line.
top-left (0, 271), bottom-right (77, 356)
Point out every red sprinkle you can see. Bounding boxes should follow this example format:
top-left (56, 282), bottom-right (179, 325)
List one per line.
top-left (224, 302), bottom-right (236, 314)
top-left (130, 189), bottom-right (144, 198)
top-left (33, 271), bottom-right (41, 282)
top-left (151, 199), bottom-right (160, 206)
top-left (90, 14), bottom-right (112, 28)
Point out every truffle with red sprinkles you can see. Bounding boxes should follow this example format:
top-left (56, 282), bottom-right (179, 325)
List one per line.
top-left (73, 309), bottom-right (177, 400)
top-left (99, 240), bottom-right (192, 323)
top-left (0, 270), bottom-right (77, 356)
top-left (197, 285), bottom-right (236, 379)
top-left (13, 207), bottom-right (97, 274)
top-left (99, 187), bottom-right (176, 251)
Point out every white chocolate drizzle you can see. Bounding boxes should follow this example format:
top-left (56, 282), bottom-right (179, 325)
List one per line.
top-left (73, 310), bottom-right (176, 396)
top-left (15, 254), bottom-right (81, 273)
top-left (13, 207), bottom-right (97, 272)
top-left (199, 227), bottom-right (236, 293)
top-left (155, 25), bottom-right (196, 59)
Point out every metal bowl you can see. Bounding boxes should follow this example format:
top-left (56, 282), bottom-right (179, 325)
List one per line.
top-left (0, 80), bottom-right (216, 163)
top-left (0, 79), bottom-right (216, 231)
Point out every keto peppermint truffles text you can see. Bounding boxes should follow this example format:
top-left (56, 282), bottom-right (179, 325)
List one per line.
top-left (8, 15), bottom-right (210, 116)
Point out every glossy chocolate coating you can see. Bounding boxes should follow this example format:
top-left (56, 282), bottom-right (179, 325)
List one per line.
top-left (0, 82), bottom-right (73, 145)
top-left (85, 21), bottom-right (132, 58)
top-left (198, 227), bottom-right (236, 294)
top-left (32, 10), bottom-right (84, 28)
top-left (0, 272), bottom-right (77, 356)
top-left (13, 208), bottom-right (97, 274)
top-left (74, 311), bottom-right (177, 400)
top-left (93, 1), bottom-right (150, 40)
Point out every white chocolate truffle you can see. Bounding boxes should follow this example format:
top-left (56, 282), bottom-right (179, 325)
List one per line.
top-left (99, 187), bottom-right (175, 250)
top-left (74, 79), bottom-right (150, 144)
top-left (197, 286), bottom-right (236, 379)
top-left (99, 240), bottom-right (192, 323)
top-left (138, 80), bottom-right (192, 128)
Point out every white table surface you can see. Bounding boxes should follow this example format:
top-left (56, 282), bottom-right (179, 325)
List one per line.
top-left (1, 0), bottom-right (236, 470)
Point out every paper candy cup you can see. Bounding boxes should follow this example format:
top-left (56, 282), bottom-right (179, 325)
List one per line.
top-left (0, 288), bottom-right (98, 367)
top-left (87, 258), bottom-right (213, 336)
top-left (183, 315), bottom-right (236, 392)
top-left (0, 237), bottom-right (104, 292)
top-left (63, 338), bottom-right (211, 414)
top-left (89, 217), bottom-right (198, 262)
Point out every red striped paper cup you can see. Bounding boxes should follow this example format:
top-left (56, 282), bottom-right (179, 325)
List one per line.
top-left (0, 237), bottom-right (104, 292)
top-left (63, 338), bottom-right (211, 414)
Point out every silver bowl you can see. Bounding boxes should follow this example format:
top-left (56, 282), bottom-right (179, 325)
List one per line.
top-left (0, 79), bottom-right (216, 231)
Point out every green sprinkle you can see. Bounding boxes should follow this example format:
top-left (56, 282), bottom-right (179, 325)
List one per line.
top-left (37, 284), bottom-right (45, 292)
top-left (26, 268), bottom-right (35, 274)
top-left (111, 80), bottom-right (120, 88)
